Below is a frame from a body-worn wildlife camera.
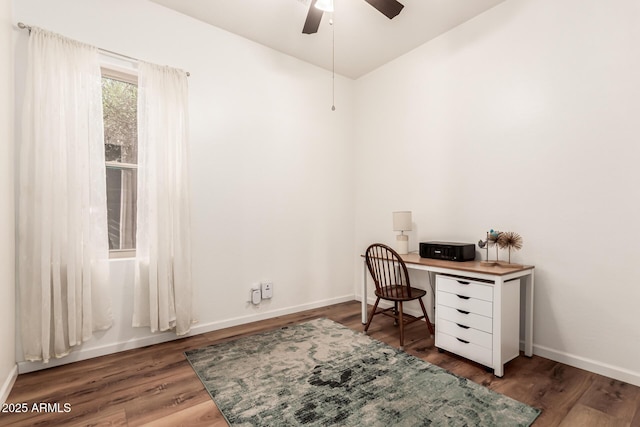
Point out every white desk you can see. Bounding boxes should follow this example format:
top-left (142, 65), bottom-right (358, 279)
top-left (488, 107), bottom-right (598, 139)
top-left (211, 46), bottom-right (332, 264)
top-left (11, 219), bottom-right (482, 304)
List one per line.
top-left (362, 252), bottom-right (534, 377)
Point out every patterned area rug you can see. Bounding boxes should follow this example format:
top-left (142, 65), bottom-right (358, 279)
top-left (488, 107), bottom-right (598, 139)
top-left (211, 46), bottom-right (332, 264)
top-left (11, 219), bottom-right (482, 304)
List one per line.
top-left (185, 318), bottom-right (540, 426)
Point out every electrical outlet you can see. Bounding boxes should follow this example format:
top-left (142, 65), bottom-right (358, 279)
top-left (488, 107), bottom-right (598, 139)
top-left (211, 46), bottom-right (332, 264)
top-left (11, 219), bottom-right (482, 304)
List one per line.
top-left (261, 281), bottom-right (273, 299)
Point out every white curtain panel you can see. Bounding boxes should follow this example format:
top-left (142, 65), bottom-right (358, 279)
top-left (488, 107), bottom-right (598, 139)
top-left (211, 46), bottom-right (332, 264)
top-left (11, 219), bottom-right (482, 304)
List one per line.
top-left (18, 27), bottom-right (112, 362)
top-left (133, 61), bottom-right (194, 336)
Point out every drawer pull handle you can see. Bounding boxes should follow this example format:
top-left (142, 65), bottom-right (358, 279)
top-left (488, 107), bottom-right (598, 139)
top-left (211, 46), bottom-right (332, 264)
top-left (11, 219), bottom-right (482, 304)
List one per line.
top-left (457, 280), bottom-right (470, 285)
top-left (457, 309), bottom-right (470, 314)
top-left (456, 294), bottom-right (470, 300)
top-left (456, 338), bottom-right (470, 344)
top-left (456, 323), bottom-right (470, 329)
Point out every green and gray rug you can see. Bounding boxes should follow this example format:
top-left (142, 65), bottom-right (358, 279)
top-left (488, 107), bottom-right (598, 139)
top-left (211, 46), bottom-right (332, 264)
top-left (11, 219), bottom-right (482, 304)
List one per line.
top-left (185, 318), bottom-right (540, 426)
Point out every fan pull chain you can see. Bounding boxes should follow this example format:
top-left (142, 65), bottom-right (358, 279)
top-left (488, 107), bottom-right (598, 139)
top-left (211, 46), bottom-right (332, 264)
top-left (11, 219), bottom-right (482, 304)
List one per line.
top-left (330, 16), bottom-right (335, 111)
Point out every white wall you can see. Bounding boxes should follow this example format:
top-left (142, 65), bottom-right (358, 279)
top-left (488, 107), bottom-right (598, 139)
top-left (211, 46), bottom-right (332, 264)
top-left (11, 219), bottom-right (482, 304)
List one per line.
top-left (355, 0), bottom-right (640, 386)
top-left (0, 0), bottom-right (16, 404)
top-left (13, 0), bottom-right (355, 371)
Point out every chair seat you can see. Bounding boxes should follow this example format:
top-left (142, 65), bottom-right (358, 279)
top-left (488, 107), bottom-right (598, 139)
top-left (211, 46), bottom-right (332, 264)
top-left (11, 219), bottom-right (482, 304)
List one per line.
top-left (375, 285), bottom-right (427, 301)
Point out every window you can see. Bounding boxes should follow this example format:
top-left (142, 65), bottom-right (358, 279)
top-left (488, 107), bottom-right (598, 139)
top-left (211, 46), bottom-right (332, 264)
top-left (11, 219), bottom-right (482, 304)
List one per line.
top-left (101, 69), bottom-right (138, 257)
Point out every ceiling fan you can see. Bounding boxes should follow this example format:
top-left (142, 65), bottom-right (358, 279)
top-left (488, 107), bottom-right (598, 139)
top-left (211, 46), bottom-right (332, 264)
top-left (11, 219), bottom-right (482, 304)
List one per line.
top-left (302, 0), bottom-right (405, 34)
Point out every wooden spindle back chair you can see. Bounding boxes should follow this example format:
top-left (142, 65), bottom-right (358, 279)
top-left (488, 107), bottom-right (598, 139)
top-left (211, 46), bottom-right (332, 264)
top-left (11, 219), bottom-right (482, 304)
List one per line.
top-left (364, 243), bottom-right (434, 350)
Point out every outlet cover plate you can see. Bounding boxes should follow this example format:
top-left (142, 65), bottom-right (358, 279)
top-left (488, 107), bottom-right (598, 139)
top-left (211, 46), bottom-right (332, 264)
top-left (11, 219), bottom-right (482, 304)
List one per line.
top-left (261, 282), bottom-right (273, 299)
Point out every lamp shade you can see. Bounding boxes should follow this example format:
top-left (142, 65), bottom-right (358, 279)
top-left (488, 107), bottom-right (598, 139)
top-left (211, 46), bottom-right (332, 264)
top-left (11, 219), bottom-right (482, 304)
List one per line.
top-left (315, 0), bottom-right (334, 12)
top-left (392, 211), bottom-right (412, 231)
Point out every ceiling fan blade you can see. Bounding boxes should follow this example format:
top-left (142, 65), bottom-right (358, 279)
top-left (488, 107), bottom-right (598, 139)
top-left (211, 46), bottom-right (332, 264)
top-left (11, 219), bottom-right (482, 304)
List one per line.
top-left (363, 0), bottom-right (404, 19)
top-left (302, 0), bottom-right (324, 34)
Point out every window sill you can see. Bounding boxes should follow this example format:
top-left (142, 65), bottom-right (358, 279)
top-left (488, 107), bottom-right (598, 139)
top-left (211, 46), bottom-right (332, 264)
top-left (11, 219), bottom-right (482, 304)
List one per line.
top-left (109, 250), bottom-right (135, 260)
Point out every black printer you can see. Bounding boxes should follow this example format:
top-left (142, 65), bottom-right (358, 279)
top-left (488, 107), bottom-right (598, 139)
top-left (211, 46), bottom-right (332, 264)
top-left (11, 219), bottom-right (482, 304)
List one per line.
top-left (419, 241), bottom-right (475, 262)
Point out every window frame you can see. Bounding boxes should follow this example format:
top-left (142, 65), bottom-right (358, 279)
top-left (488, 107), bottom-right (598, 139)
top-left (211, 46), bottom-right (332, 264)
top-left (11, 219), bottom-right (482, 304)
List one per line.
top-left (101, 65), bottom-right (139, 259)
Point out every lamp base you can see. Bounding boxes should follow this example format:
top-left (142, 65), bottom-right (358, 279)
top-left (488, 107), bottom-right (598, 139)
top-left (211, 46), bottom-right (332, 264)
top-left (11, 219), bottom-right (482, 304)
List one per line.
top-left (396, 234), bottom-right (409, 255)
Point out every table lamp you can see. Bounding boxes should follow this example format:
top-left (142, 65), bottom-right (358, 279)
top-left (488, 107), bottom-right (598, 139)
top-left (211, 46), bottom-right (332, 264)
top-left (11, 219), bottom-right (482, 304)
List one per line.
top-left (393, 211), bottom-right (412, 254)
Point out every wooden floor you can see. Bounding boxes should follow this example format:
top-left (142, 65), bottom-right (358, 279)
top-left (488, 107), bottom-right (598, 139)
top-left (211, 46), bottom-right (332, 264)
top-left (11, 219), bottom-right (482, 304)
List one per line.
top-left (2, 300), bottom-right (639, 426)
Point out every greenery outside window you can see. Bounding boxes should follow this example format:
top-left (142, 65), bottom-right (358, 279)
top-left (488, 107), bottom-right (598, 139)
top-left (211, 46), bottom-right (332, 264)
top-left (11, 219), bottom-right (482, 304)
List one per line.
top-left (102, 68), bottom-right (138, 258)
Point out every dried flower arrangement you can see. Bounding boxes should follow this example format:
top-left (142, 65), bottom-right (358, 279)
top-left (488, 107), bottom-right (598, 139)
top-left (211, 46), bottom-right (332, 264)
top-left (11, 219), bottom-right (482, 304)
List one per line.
top-left (497, 231), bottom-right (523, 264)
top-left (478, 229), bottom-right (523, 265)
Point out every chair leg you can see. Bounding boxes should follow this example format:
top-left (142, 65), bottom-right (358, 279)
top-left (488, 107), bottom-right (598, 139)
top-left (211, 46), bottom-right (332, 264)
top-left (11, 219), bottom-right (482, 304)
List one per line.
top-left (398, 302), bottom-right (405, 350)
top-left (393, 302), bottom-right (398, 326)
top-left (418, 298), bottom-right (435, 336)
top-left (364, 297), bottom-right (380, 333)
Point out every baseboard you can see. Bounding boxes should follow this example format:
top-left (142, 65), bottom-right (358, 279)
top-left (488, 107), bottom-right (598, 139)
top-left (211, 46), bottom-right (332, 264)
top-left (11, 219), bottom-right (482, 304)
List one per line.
top-left (18, 294), bottom-right (354, 374)
top-left (18, 332), bottom-right (186, 374)
top-left (531, 343), bottom-right (640, 388)
top-left (16, 294), bottom-right (640, 388)
top-left (188, 294), bottom-right (354, 336)
top-left (0, 365), bottom-right (18, 405)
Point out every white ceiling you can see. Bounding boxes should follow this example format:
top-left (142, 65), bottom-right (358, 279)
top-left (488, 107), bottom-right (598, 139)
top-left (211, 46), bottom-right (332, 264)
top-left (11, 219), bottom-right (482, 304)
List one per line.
top-left (149, 0), bottom-right (507, 79)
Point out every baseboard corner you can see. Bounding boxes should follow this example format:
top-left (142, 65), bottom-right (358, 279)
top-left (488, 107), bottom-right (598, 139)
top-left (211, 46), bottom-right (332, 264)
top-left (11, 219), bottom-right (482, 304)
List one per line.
top-left (0, 364), bottom-right (18, 405)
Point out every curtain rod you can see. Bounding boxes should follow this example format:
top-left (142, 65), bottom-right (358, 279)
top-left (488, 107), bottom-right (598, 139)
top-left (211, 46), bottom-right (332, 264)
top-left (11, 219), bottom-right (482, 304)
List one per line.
top-left (17, 22), bottom-right (191, 77)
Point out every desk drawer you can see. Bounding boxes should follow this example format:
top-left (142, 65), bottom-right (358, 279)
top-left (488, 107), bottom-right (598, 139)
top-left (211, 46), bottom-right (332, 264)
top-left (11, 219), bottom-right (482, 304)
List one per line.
top-left (437, 319), bottom-right (492, 349)
top-left (436, 331), bottom-right (493, 367)
top-left (437, 291), bottom-right (493, 318)
top-left (437, 305), bottom-right (492, 333)
top-left (437, 276), bottom-right (493, 302)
